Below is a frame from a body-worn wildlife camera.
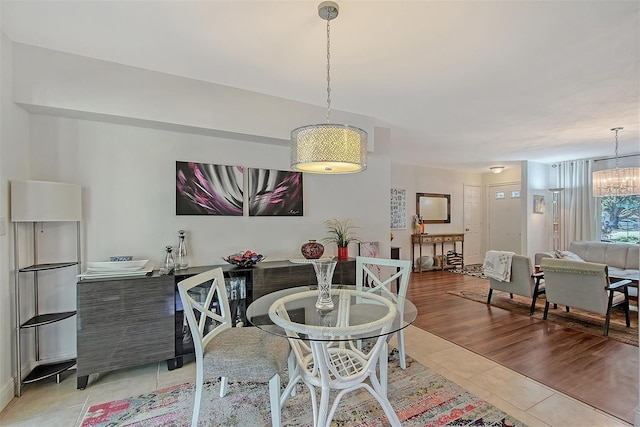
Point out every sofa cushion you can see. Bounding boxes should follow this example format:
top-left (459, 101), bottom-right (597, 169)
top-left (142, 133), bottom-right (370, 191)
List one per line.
top-left (569, 241), bottom-right (638, 270)
top-left (625, 245), bottom-right (640, 270)
top-left (555, 250), bottom-right (584, 262)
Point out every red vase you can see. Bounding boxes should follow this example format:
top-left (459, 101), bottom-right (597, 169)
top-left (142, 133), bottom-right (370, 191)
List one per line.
top-left (337, 246), bottom-right (348, 260)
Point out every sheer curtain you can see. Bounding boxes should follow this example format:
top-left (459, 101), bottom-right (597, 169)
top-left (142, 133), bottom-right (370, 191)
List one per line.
top-left (555, 159), bottom-right (599, 249)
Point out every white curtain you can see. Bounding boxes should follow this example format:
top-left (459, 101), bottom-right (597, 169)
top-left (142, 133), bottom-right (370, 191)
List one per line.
top-left (556, 159), bottom-right (599, 249)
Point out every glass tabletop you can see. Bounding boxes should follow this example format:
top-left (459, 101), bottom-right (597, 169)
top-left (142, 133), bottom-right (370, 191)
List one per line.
top-left (246, 285), bottom-right (418, 341)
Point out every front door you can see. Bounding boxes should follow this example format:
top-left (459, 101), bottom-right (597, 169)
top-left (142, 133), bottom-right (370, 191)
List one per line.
top-left (463, 184), bottom-right (483, 265)
top-left (487, 183), bottom-right (522, 253)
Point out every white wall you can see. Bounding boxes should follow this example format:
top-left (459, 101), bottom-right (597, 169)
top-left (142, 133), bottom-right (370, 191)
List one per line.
top-left (27, 115), bottom-right (391, 265)
top-left (525, 161), bottom-right (552, 257)
top-left (12, 43), bottom-right (376, 150)
top-left (0, 32), bottom-right (31, 411)
top-left (391, 163), bottom-right (482, 264)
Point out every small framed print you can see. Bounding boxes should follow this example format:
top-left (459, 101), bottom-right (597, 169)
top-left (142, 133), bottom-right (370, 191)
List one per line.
top-left (534, 195), bottom-right (545, 214)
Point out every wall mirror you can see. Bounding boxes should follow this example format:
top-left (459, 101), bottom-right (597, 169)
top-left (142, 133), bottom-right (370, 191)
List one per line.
top-left (416, 193), bottom-right (451, 223)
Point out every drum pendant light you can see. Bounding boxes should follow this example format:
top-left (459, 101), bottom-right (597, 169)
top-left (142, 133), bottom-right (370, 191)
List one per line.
top-left (290, 2), bottom-right (367, 174)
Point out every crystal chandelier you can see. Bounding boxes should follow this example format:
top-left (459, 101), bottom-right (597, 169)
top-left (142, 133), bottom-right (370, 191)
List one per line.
top-left (592, 127), bottom-right (640, 197)
top-left (291, 1), bottom-right (367, 174)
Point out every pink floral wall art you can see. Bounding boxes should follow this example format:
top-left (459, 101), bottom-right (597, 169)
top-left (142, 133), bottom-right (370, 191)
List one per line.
top-left (176, 161), bottom-right (243, 216)
top-left (248, 168), bottom-right (303, 216)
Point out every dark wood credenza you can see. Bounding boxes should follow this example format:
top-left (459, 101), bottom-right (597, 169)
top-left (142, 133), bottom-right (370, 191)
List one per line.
top-left (76, 258), bottom-right (356, 388)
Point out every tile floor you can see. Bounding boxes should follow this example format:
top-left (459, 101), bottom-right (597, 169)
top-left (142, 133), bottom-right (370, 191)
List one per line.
top-left (0, 326), bottom-right (632, 427)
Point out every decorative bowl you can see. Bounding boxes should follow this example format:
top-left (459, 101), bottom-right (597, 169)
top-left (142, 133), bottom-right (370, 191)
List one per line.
top-left (223, 251), bottom-right (266, 267)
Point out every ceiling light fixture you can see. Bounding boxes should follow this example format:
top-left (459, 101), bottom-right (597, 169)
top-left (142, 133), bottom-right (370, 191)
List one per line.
top-left (290, 1), bottom-right (367, 174)
top-left (592, 127), bottom-right (640, 197)
top-left (489, 166), bottom-right (505, 174)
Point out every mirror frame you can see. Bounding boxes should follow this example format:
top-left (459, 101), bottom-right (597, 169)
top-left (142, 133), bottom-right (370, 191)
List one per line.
top-left (416, 193), bottom-right (451, 224)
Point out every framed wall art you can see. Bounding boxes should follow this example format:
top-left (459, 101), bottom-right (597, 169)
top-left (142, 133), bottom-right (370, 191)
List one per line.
top-left (533, 194), bottom-right (545, 214)
top-left (390, 188), bottom-right (407, 229)
top-left (176, 161), bottom-right (243, 216)
top-left (248, 168), bottom-right (303, 216)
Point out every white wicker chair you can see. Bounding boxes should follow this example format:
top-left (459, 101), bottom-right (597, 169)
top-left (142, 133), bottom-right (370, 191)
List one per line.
top-left (177, 268), bottom-right (292, 427)
top-left (270, 289), bottom-right (402, 427)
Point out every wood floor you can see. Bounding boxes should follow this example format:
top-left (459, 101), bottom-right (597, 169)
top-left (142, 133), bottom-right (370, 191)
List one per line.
top-left (406, 269), bottom-right (638, 425)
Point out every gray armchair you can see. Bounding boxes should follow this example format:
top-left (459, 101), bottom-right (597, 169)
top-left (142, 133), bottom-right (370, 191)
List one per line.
top-left (487, 254), bottom-right (545, 315)
top-left (540, 258), bottom-right (631, 336)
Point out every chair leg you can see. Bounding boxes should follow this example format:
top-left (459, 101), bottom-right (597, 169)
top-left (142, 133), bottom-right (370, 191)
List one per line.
top-left (604, 291), bottom-right (615, 336)
top-left (530, 280), bottom-right (542, 316)
top-left (192, 360), bottom-right (205, 427)
top-left (565, 306), bottom-right (570, 313)
top-left (365, 376), bottom-right (402, 427)
top-left (624, 288), bottom-right (631, 327)
top-left (486, 288), bottom-right (493, 304)
top-left (317, 386), bottom-right (331, 427)
top-left (543, 301), bottom-right (550, 319)
top-left (379, 341), bottom-right (388, 395)
top-left (529, 294), bottom-right (537, 315)
top-left (397, 329), bottom-right (406, 370)
top-left (219, 376), bottom-right (229, 397)
top-left (510, 293), bottom-right (514, 299)
top-left (269, 374), bottom-right (281, 427)
top-left (287, 351), bottom-right (297, 397)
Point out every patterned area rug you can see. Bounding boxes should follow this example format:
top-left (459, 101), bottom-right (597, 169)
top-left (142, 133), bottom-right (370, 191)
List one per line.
top-left (449, 280), bottom-right (638, 346)
top-left (455, 264), bottom-right (486, 278)
top-left (80, 350), bottom-right (526, 427)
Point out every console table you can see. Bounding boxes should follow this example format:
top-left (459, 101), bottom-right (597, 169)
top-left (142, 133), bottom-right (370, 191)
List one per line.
top-left (411, 233), bottom-right (464, 273)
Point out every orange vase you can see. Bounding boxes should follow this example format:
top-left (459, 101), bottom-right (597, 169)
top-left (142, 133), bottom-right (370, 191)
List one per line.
top-left (337, 246), bottom-right (348, 260)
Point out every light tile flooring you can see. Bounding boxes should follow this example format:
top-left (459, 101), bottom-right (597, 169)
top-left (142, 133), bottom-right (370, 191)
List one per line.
top-left (0, 326), bottom-right (632, 427)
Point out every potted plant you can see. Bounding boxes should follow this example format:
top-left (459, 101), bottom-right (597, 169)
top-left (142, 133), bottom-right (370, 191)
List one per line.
top-left (323, 218), bottom-right (361, 260)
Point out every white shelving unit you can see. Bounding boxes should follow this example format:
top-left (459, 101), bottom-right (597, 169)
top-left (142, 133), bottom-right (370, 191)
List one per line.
top-left (11, 180), bottom-right (82, 397)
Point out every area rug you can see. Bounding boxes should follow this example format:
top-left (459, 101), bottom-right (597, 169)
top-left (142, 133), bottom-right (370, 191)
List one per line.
top-left (455, 264), bottom-right (486, 279)
top-left (80, 350), bottom-right (526, 427)
top-left (449, 280), bottom-right (638, 346)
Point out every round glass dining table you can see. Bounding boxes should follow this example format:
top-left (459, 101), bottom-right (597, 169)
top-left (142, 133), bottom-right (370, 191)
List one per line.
top-left (246, 285), bottom-right (418, 341)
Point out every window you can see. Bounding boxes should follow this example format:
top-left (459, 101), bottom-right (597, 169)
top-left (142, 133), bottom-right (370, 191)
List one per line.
top-left (600, 196), bottom-right (639, 244)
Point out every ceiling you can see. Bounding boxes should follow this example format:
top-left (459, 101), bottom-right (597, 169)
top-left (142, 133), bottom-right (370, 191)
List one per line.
top-left (1, 0), bottom-right (639, 173)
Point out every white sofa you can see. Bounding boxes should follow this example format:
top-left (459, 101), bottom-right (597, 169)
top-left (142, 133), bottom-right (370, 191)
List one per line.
top-left (535, 241), bottom-right (639, 281)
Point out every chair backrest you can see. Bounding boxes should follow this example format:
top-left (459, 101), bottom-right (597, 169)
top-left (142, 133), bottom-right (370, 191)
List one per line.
top-left (540, 258), bottom-right (610, 314)
top-left (177, 268), bottom-right (232, 357)
top-left (488, 254), bottom-right (536, 297)
top-left (355, 256), bottom-right (412, 301)
top-left (269, 289), bottom-right (396, 386)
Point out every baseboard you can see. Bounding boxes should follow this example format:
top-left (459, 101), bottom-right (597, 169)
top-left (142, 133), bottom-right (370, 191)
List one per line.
top-left (0, 376), bottom-right (15, 413)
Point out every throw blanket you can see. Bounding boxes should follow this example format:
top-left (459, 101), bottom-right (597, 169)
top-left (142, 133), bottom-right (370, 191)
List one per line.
top-left (483, 250), bottom-right (515, 282)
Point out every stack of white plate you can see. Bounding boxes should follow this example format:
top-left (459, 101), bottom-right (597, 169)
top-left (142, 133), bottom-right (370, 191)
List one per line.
top-left (78, 260), bottom-right (153, 279)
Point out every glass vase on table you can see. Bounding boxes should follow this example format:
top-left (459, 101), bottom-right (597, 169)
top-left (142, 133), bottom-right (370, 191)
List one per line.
top-left (313, 259), bottom-right (337, 310)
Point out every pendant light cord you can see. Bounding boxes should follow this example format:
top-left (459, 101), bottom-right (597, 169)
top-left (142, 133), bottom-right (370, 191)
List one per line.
top-left (326, 12), bottom-right (332, 123)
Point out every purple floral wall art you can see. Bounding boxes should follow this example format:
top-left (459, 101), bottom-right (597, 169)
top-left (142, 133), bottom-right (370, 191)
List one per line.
top-left (176, 161), bottom-right (243, 216)
top-left (248, 168), bottom-right (303, 216)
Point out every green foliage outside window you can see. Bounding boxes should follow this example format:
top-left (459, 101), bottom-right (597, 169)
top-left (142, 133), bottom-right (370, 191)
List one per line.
top-left (600, 195), bottom-right (639, 244)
